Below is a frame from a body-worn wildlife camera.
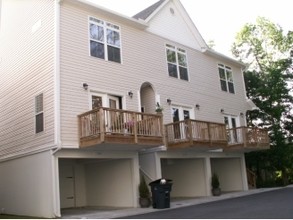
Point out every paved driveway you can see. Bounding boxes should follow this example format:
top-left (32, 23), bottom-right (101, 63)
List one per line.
top-left (121, 186), bottom-right (293, 219)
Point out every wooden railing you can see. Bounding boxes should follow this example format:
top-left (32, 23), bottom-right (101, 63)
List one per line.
top-left (78, 108), bottom-right (164, 147)
top-left (165, 119), bottom-right (227, 148)
top-left (226, 127), bottom-right (270, 149)
top-left (247, 168), bottom-right (257, 189)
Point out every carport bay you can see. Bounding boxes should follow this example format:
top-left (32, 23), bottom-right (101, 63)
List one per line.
top-left (139, 151), bottom-right (248, 199)
top-left (56, 149), bottom-right (140, 214)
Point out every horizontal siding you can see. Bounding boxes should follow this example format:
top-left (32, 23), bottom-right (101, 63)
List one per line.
top-left (0, 0), bottom-right (55, 160)
top-left (59, 2), bottom-right (250, 147)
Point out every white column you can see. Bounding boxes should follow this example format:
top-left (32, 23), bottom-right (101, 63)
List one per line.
top-left (240, 154), bottom-right (249, 191)
top-left (205, 157), bottom-right (212, 196)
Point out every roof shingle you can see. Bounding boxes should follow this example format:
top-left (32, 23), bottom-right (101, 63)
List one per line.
top-left (132, 0), bottom-right (166, 20)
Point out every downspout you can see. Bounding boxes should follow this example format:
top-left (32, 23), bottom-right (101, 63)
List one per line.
top-left (52, 0), bottom-right (62, 218)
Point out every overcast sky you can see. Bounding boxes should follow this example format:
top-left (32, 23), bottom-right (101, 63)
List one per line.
top-left (92, 0), bottom-right (292, 58)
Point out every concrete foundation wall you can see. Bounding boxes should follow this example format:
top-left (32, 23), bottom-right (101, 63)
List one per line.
top-left (211, 158), bottom-right (243, 191)
top-left (161, 158), bottom-right (207, 197)
top-left (0, 151), bottom-right (54, 218)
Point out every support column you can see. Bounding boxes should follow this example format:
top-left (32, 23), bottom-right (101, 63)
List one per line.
top-left (205, 157), bottom-right (212, 196)
top-left (240, 154), bottom-right (249, 191)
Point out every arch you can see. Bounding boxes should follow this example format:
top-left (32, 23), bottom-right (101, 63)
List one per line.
top-left (140, 82), bottom-right (156, 114)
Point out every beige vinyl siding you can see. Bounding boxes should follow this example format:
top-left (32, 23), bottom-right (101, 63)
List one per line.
top-left (59, 1), bottom-right (249, 147)
top-left (0, 0), bottom-right (55, 160)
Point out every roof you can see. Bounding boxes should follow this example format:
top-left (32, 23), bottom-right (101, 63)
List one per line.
top-left (133, 0), bottom-right (166, 20)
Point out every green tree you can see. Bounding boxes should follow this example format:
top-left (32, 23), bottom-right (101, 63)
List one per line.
top-left (232, 17), bottom-right (293, 186)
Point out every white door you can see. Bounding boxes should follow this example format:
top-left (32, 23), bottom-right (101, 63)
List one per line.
top-left (172, 107), bottom-right (192, 139)
top-left (59, 164), bottom-right (75, 208)
top-left (224, 116), bottom-right (240, 144)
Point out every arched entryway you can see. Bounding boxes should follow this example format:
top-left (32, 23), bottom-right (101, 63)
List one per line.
top-left (140, 82), bottom-right (156, 114)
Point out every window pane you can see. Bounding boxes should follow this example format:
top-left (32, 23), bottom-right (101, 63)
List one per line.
top-left (226, 70), bottom-right (233, 82)
top-left (166, 49), bottom-right (176, 63)
top-left (36, 113), bottom-right (44, 133)
top-left (90, 41), bottom-right (104, 59)
top-left (179, 66), bottom-right (188, 81)
top-left (178, 53), bottom-right (187, 67)
top-left (228, 82), bottom-right (235, 93)
top-left (220, 80), bottom-right (227, 91)
top-left (35, 94), bottom-right (43, 113)
top-left (90, 23), bottom-right (104, 42)
top-left (107, 29), bottom-right (120, 47)
top-left (218, 68), bottom-right (225, 80)
top-left (107, 45), bottom-right (121, 63)
top-left (168, 63), bottom-right (178, 78)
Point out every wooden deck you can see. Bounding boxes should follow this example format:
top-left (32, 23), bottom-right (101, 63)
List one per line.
top-left (225, 127), bottom-right (270, 152)
top-left (78, 108), bottom-right (164, 148)
top-left (78, 109), bottom-right (270, 152)
top-left (165, 119), bottom-right (227, 150)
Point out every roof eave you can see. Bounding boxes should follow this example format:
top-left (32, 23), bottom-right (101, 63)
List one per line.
top-left (202, 48), bottom-right (246, 69)
top-left (63, 0), bottom-right (148, 30)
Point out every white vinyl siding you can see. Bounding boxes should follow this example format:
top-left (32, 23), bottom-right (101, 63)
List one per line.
top-left (59, 1), bottom-right (250, 146)
top-left (0, 0), bottom-right (55, 159)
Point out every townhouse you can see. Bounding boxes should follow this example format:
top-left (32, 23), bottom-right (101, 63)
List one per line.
top-left (0, 0), bottom-right (269, 218)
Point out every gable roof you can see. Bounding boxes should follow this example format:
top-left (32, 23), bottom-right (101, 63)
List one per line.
top-left (133, 0), bottom-right (166, 20)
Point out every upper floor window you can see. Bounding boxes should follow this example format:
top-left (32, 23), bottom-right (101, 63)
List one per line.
top-left (35, 93), bottom-right (44, 134)
top-left (89, 17), bottom-right (121, 63)
top-left (166, 44), bottom-right (189, 81)
top-left (218, 64), bottom-right (234, 94)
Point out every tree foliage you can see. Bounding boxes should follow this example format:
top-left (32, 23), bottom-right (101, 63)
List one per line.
top-left (232, 17), bottom-right (293, 186)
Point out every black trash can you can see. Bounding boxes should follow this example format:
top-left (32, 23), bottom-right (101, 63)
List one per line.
top-left (149, 178), bottom-right (172, 209)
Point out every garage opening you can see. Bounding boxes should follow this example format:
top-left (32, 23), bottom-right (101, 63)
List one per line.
top-left (161, 158), bottom-right (207, 198)
top-left (58, 158), bottom-right (134, 211)
top-left (210, 158), bottom-right (244, 192)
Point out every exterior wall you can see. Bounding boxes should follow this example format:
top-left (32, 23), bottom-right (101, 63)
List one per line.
top-left (0, 0), bottom-right (56, 160)
top-left (161, 158), bottom-right (207, 197)
top-left (139, 152), bottom-right (161, 182)
top-left (145, 0), bottom-right (204, 50)
top-left (59, 1), bottom-right (249, 148)
top-left (211, 157), bottom-right (245, 191)
top-left (85, 159), bottom-right (134, 207)
top-left (0, 151), bottom-right (55, 218)
top-left (56, 149), bottom-right (140, 209)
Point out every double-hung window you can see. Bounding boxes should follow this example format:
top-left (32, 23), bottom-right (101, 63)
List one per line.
top-left (218, 64), bottom-right (235, 93)
top-left (35, 93), bottom-right (44, 134)
top-left (89, 17), bottom-right (121, 63)
top-left (166, 44), bottom-right (189, 81)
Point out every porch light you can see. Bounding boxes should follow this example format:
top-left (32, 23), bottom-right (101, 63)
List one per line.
top-left (195, 104), bottom-right (200, 110)
top-left (128, 91), bottom-right (133, 98)
top-left (83, 83), bottom-right (88, 90)
top-left (167, 98), bottom-right (172, 105)
top-left (220, 109), bottom-right (224, 113)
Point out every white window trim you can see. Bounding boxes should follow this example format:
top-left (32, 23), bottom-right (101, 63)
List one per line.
top-left (88, 16), bottom-right (122, 63)
top-left (165, 44), bottom-right (189, 81)
top-left (218, 63), bottom-right (235, 94)
top-left (35, 93), bottom-right (44, 134)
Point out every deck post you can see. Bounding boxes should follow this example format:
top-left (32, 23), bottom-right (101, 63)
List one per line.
top-left (100, 108), bottom-right (105, 142)
top-left (133, 112), bottom-right (138, 144)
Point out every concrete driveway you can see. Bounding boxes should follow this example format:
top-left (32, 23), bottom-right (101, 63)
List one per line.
top-left (61, 186), bottom-right (290, 219)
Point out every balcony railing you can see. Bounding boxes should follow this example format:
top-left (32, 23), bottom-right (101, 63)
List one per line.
top-left (78, 108), bottom-right (164, 148)
top-left (165, 119), bottom-right (227, 149)
top-left (226, 127), bottom-right (270, 151)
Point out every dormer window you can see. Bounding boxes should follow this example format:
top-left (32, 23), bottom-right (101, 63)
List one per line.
top-left (166, 44), bottom-right (189, 81)
top-left (89, 17), bottom-right (121, 63)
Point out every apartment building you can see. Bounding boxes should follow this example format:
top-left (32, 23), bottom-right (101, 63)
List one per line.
top-left (0, 0), bottom-right (269, 218)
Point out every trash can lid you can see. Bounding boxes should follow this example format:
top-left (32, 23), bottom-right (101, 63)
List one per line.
top-left (149, 178), bottom-right (172, 186)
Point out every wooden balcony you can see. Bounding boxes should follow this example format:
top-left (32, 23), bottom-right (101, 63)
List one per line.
top-left (225, 127), bottom-right (270, 152)
top-left (165, 119), bottom-right (227, 150)
top-left (78, 108), bottom-right (164, 149)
